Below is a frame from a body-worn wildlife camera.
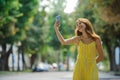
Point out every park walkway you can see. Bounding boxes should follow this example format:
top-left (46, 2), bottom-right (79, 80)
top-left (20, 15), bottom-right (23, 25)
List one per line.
top-left (0, 71), bottom-right (120, 80)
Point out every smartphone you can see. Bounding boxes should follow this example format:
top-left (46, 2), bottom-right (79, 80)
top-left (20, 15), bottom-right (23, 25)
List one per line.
top-left (56, 15), bottom-right (61, 23)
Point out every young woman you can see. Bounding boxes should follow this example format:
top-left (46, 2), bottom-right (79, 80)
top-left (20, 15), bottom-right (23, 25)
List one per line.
top-left (54, 18), bottom-right (104, 80)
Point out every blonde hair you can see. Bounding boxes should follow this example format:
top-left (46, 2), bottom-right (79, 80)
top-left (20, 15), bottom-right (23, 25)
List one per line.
top-left (75, 18), bottom-right (99, 40)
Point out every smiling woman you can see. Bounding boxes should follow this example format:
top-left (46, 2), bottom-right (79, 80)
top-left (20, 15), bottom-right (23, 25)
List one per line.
top-left (64, 0), bottom-right (78, 13)
top-left (54, 18), bottom-right (104, 80)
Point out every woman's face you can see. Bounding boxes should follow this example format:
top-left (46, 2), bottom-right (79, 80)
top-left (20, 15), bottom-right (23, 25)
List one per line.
top-left (76, 21), bottom-right (86, 32)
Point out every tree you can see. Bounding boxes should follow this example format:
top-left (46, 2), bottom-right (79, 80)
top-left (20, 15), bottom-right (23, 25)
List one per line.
top-left (0, 0), bottom-right (21, 71)
top-left (22, 9), bottom-right (47, 67)
top-left (0, 0), bottom-right (39, 71)
top-left (91, 0), bottom-right (120, 71)
top-left (91, 0), bottom-right (120, 24)
top-left (15, 0), bottom-right (39, 71)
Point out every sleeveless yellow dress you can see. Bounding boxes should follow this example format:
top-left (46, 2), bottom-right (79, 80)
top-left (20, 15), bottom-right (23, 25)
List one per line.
top-left (73, 41), bottom-right (98, 80)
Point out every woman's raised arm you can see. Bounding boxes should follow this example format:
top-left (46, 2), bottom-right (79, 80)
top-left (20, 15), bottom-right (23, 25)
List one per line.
top-left (54, 21), bottom-right (79, 45)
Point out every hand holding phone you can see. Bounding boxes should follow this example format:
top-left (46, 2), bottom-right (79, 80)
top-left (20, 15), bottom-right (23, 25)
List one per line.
top-left (56, 15), bottom-right (61, 23)
top-left (54, 15), bottom-right (61, 28)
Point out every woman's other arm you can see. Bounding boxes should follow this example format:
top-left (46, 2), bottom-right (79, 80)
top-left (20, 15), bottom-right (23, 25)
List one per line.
top-left (54, 21), bottom-right (79, 45)
top-left (96, 37), bottom-right (104, 63)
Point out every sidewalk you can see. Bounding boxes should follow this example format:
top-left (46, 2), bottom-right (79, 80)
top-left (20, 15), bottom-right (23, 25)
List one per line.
top-left (99, 71), bottom-right (120, 80)
top-left (60, 71), bottom-right (120, 80)
top-left (0, 71), bottom-right (120, 80)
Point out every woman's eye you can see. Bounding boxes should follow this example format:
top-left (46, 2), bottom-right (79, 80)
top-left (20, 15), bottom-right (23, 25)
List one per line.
top-left (79, 23), bottom-right (81, 25)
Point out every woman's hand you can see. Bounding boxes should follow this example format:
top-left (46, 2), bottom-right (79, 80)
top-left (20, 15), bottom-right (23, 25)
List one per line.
top-left (54, 21), bottom-right (60, 30)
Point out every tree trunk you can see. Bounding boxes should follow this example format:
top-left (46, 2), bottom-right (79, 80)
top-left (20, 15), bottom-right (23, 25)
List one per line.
top-left (21, 52), bottom-right (26, 70)
top-left (17, 52), bottom-right (20, 71)
top-left (20, 42), bottom-right (27, 70)
top-left (105, 39), bottom-right (116, 71)
top-left (12, 52), bottom-right (14, 71)
top-left (30, 53), bottom-right (37, 68)
top-left (21, 45), bottom-right (26, 70)
top-left (0, 43), bottom-right (12, 71)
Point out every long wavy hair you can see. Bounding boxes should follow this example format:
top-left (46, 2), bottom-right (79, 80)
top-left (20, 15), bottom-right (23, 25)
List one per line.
top-left (75, 18), bottom-right (99, 40)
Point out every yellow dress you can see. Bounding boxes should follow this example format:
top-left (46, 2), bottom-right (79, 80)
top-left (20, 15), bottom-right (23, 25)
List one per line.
top-left (73, 41), bottom-right (98, 80)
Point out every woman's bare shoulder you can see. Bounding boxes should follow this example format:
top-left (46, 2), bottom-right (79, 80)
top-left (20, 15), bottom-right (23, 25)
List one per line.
top-left (95, 37), bottom-right (102, 46)
top-left (72, 36), bottom-right (81, 44)
top-left (72, 36), bottom-right (81, 40)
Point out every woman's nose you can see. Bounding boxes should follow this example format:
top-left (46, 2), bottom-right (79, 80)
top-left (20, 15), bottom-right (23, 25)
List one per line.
top-left (78, 25), bottom-right (82, 27)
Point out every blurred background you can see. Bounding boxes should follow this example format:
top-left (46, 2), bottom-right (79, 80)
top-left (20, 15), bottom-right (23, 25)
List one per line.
top-left (0, 0), bottom-right (120, 77)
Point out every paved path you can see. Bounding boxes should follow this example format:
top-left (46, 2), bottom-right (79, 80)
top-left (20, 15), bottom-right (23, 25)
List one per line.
top-left (0, 71), bottom-right (120, 80)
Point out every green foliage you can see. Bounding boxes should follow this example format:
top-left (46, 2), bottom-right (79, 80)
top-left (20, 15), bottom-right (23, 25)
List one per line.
top-left (90, 0), bottom-right (120, 47)
top-left (22, 5), bottom-right (50, 64)
top-left (47, 0), bottom-right (67, 50)
top-left (0, 0), bottom-right (39, 44)
top-left (91, 0), bottom-right (120, 23)
top-left (0, 0), bottom-right (22, 44)
top-left (0, 0), bottom-right (21, 28)
top-left (15, 0), bottom-right (39, 41)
